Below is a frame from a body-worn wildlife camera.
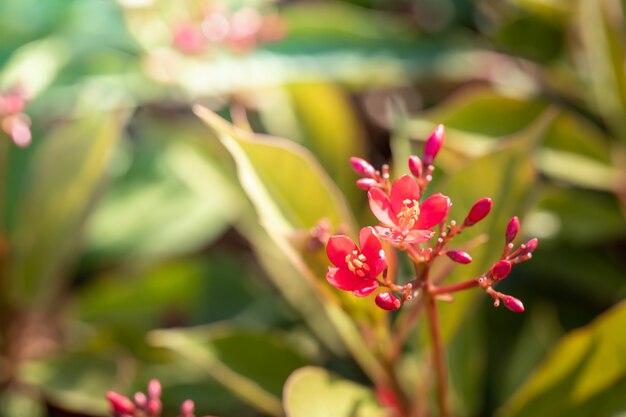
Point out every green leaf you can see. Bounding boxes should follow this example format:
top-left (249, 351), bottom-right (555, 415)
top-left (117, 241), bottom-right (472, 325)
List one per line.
top-left (194, 105), bottom-right (352, 232)
top-left (500, 301), bottom-right (626, 417)
top-left (0, 36), bottom-right (69, 97)
top-left (287, 82), bottom-right (366, 208)
top-left (0, 388), bottom-right (45, 417)
top-left (18, 353), bottom-right (117, 415)
top-left (194, 106), bottom-right (387, 384)
top-left (85, 138), bottom-right (240, 262)
top-left (149, 327), bottom-right (310, 417)
top-left (283, 367), bottom-right (385, 417)
top-left (577, 0), bottom-right (626, 142)
top-left (8, 106), bottom-right (130, 308)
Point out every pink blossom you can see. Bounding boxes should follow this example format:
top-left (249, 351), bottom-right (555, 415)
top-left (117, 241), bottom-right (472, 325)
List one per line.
top-left (326, 227), bottom-right (386, 297)
top-left (368, 175), bottom-right (450, 244)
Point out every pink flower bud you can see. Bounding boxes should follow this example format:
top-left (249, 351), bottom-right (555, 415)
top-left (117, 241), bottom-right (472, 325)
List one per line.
top-left (463, 198), bottom-right (492, 227)
top-left (375, 292), bottom-right (401, 311)
top-left (408, 155), bottom-right (423, 177)
top-left (524, 238), bottom-right (538, 254)
top-left (106, 392), bottom-right (135, 415)
top-left (180, 399), bottom-right (195, 417)
top-left (423, 124), bottom-right (445, 165)
top-left (491, 260), bottom-right (512, 280)
top-left (350, 157), bottom-right (377, 178)
top-left (147, 399), bottom-right (162, 416)
top-left (506, 216), bottom-right (520, 243)
top-left (502, 295), bottom-right (524, 313)
top-left (134, 392), bottom-right (147, 408)
top-left (446, 250), bottom-right (472, 264)
top-left (148, 379), bottom-right (162, 399)
top-left (356, 178), bottom-right (378, 190)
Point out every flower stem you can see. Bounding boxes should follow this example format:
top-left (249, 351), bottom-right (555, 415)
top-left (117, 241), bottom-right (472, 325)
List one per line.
top-left (430, 278), bottom-right (480, 296)
top-left (424, 291), bottom-right (451, 417)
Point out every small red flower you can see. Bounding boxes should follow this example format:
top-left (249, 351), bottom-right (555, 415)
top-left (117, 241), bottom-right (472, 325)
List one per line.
top-left (368, 175), bottom-right (450, 244)
top-left (326, 227), bottom-right (386, 297)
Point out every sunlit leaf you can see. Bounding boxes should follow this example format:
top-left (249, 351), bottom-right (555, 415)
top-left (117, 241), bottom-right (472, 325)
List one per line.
top-left (194, 106), bottom-right (387, 384)
top-left (0, 36), bottom-right (69, 97)
top-left (283, 367), bottom-right (385, 417)
top-left (150, 327), bottom-right (310, 417)
top-left (287, 82), bottom-right (366, 208)
top-left (500, 301), bottom-right (626, 417)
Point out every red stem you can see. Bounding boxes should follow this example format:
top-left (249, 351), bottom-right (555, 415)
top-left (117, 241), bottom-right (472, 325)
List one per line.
top-left (424, 291), bottom-right (451, 417)
top-left (430, 278), bottom-right (480, 296)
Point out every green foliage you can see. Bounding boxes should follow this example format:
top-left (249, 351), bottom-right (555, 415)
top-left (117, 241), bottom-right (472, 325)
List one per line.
top-left (283, 367), bottom-right (385, 417)
top-left (1, 0), bottom-right (626, 416)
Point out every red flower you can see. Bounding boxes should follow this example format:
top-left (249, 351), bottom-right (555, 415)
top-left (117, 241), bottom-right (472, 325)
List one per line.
top-left (326, 227), bottom-right (386, 296)
top-left (368, 175), bottom-right (450, 244)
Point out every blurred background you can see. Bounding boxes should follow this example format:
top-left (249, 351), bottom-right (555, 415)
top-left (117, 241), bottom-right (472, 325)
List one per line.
top-left (1, 0), bottom-right (626, 416)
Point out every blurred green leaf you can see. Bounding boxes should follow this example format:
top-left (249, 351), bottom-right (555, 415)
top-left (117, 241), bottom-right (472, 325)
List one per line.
top-left (283, 366), bottom-right (385, 417)
top-left (86, 138), bottom-right (240, 261)
top-left (500, 301), bottom-right (626, 417)
top-left (194, 106), bottom-right (388, 384)
top-left (288, 82), bottom-right (366, 208)
top-left (150, 326), bottom-right (310, 417)
top-left (193, 106), bottom-right (353, 231)
top-left (0, 388), bottom-right (45, 417)
top-left (9, 106), bottom-right (129, 308)
top-left (533, 186), bottom-right (626, 245)
top-left (577, 0), bottom-right (626, 142)
top-left (19, 353), bottom-right (116, 415)
top-left (0, 36), bottom-right (69, 96)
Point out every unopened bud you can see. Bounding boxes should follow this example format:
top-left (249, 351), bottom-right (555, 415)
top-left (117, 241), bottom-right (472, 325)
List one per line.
top-left (350, 157), bottom-right (377, 178)
top-left (134, 392), bottom-right (147, 408)
top-left (506, 216), bottom-right (520, 243)
top-left (423, 124), bottom-right (445, 165)
top-left (375, 292), bottom-right (401, 311)
top-left (491, 260), bottom-right (512, 280)
top-left (106, 392), bottom-right (135, 415)
top-left (180, 399), bottom-right (195, 417)
top-left (147, 399), bottom-right (162, 416)
top-left (502, 295), bottom-right (524, 313)
top-left (408, 155), bottom-right (423, 178)
top-left (523, 238), bottom-right (538, 254)
top-left (356, 178), bottom-right (378, 190)
top-left (148, 379), bottom-right (161, 399)
top-left (463, 198), bottom-right (492, 226)
top-left (446, 250), bottom-right (472, 264)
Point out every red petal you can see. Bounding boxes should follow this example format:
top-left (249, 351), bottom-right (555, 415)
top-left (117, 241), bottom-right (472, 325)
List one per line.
top-left (359, 227), bottom-right (386, 277)
top-left (359, 226), bottom-right (381, 258)
top-left (326, 235), bottom-right (357, 267)
top-left (350, 280), bottom-right (379, 297)
top-left (414, 193), bottom-right (450, 229)
top-left (390, 175), bottom-right (420, 215)
top-left (326, 267), bottom-right (361, 292)
top-left (368, 188), bottom-right (397, 227)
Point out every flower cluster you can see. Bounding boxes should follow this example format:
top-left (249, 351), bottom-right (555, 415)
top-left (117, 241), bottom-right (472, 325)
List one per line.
top-left (107, 379), bottom-right (215, 417)
top-left (172, 5), bottom-right (286, 55)
top-left (0, 86), bottom-right (31, 148)
top-left (325, 124), bottom-right (537, 312)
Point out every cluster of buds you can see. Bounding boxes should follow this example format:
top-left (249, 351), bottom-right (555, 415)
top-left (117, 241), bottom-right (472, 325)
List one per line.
top-left (326, 124), bottom-right (537, 313)
top-left (106, 379), bottom-right (212, 417)
top-left (0, 86), bottom-right (31, 147)
top-left (172, 6), bottom-right (286, 55)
